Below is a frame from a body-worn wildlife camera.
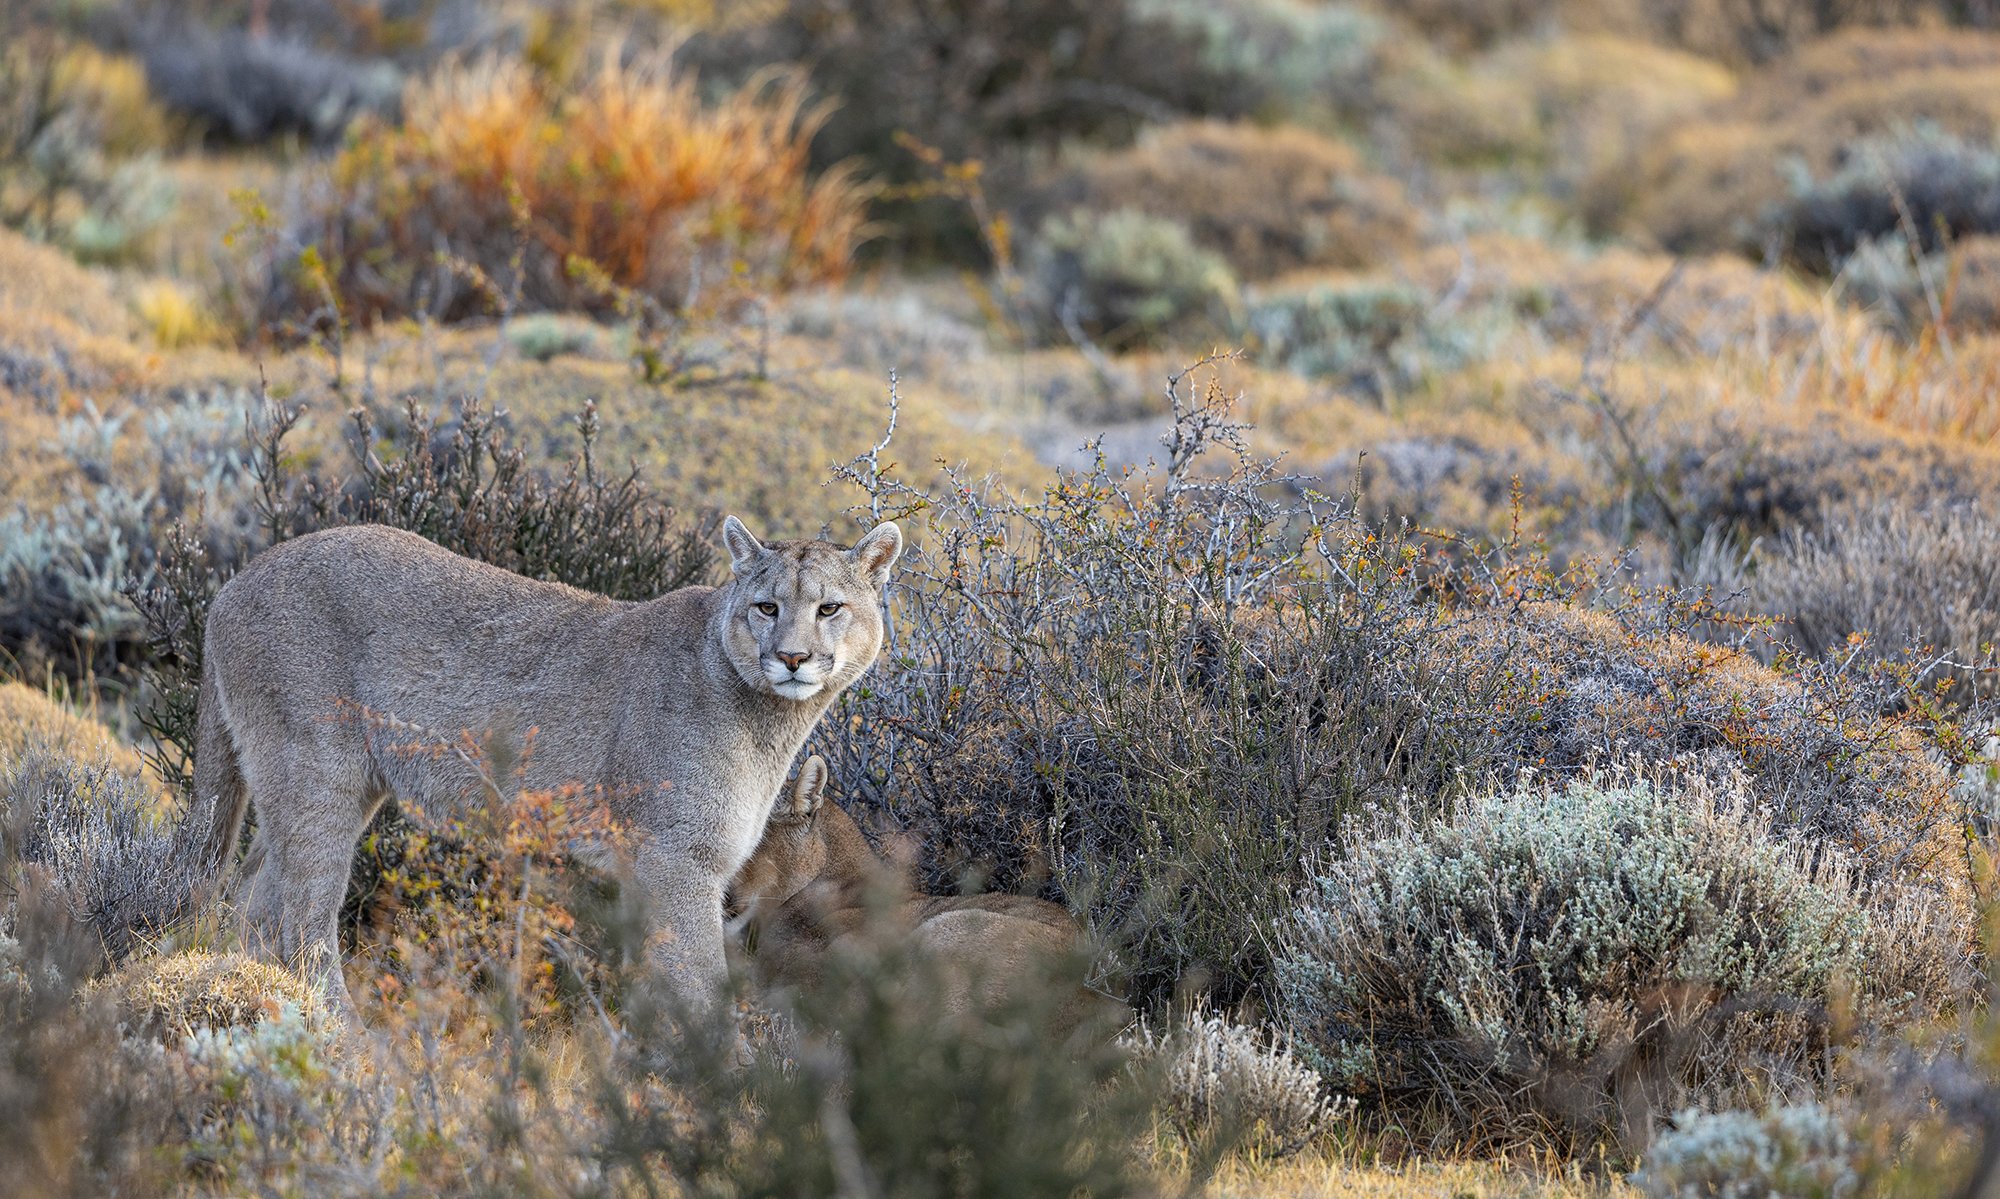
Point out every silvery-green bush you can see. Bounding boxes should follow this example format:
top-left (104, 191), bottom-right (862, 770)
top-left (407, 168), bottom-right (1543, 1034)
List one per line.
top-left (1636, 1102), bottom-right (1858, 1199)
top-left (1276, 771), bottom-right (1964, 1148)
top-left (1126, 1007), bottom-right (1351, 1157)
top-left (1241, 278), bottom-right (1503, 397)
top-left (1025, 208), bottom-right (1241, 349)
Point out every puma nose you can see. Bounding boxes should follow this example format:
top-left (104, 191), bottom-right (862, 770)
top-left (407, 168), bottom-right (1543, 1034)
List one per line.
top-left (775, 650), bottom-right (810, 671)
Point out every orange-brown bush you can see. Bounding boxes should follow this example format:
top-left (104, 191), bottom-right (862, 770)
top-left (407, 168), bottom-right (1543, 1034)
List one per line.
top-left (1036, 121), bottom-right (1416, 281)
top-left (270, 56), bottom-right (868, 327)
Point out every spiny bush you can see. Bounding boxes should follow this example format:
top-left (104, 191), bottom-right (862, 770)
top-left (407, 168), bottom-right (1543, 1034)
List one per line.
top-left (816, 376), bottom-right (1972, 1012)
top-left (1276, 771), bottom-right (1966, 1152)
top-left (1636, 1101), bottom-right (1860, 1199)
top-left (1024, 208), bottom-right (1241, 349)
top-left (0, 750), bottom-right (218, 963)
top-left (1752, 498), bottom-right (2000, 703)
top-left (1036, 121), bottom-right (1415, 281)
top-left (1127, 1006), bottom-right (1350, 1158)
top-left (266, 55), bottom-right (866, 328)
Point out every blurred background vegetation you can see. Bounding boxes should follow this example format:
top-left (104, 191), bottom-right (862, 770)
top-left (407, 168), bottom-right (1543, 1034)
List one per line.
top-left (6, 0), bottom-right (2000, 1195)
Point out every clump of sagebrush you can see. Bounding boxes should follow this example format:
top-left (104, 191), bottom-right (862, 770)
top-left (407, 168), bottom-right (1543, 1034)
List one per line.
top-left (1, 749), bottom-right (218, 963)
top-left (1276, 770), bottom-right (1966, 1152)
top-left (1025, 207), bottom-right (1242, 349)
top-left (1753, 497), bottom-right (2000, 704)
top-left (1127, 1006), bottom-right (1350, 1158)
top-left (1770, 125), bottom-right (2000, 275)
top-left (1635, 1101), bottom-right (1860, 1199)
top-left (815, 369), bottom-right (1974, 1013)
top-left (133, 392), bottom-right (712, 800)
top-left (137, 24), bottom-right (401, 146)
top-left (1240, 276), bottom-right (1501, 396)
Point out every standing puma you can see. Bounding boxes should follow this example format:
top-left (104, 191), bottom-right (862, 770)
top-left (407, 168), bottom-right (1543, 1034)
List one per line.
top-left (731, 757), bottom-right (1126, 1041)
top-left (195, 516), bottom-right (901, 1014)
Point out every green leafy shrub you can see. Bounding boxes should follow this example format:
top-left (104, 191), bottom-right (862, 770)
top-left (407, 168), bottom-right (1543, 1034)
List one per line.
top-left (1025, 208), bottom-right (1241, 348)
top-left (1276, 773), bottom-right (1964, 1150)
top-left (1636, 1102), bottom-right (1860, 1199)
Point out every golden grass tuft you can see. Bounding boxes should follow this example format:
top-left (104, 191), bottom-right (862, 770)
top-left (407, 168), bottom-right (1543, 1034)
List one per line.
top-left (0, 681), bottom-right (150, 782)
top-left (315, 55), bottom-right (870, 325)
top-left (131, 279), bottom-right (219, 349)
top-left (91, 951), bottom-right (329, 1041)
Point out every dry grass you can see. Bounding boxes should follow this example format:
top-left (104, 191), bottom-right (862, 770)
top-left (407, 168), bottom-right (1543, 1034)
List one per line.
top-left (1190, 1153), bottom-right (1635, 1198)
top-left (295, 55), bottom-right (869, 325)
top-left (0, 682), bottom-right (148, 782)
top-left (1039, 120), bottom-right (1418, 280)
top-left (1630, 28), bottom-right (2000, 253)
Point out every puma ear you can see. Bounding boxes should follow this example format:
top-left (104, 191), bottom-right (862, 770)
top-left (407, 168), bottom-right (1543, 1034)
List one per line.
top-left (722, 514), bottom-right (765, 575)
top-left (848, 521), bottom-right (904, 588)
top-left (786, 755), bottom-right (828, 818)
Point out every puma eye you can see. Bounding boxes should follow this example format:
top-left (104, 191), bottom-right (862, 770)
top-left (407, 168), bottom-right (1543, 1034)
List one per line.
top-left (817, 602), bottom-right (843, 618)
top-left (755, 602), bottom-right (779, 617)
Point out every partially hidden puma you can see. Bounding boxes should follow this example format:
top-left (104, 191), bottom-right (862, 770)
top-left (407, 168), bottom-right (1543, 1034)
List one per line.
top-left (730, 755), bottom-right (1128, 1041)
top-left (194, 516), bottom-right (902, 1015)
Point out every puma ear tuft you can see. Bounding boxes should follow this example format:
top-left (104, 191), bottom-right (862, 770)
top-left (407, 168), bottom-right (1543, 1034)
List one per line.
top-left (849, 521), bottom-right (904, 587)
top-left (722, 514), bottom-right (765, 575)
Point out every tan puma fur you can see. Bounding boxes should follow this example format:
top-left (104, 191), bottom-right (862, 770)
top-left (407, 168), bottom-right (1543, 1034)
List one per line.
top-left (730, 756), bottom-right (1124, 1039)
top-left (195, 516), bottom-right (901, 1013)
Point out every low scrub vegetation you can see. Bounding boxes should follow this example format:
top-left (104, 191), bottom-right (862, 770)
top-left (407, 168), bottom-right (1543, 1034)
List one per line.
top-left (262, 55), bottom-right (867, 328)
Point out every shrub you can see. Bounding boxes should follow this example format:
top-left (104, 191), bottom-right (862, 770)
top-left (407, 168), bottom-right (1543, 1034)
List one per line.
top-left (266, 55), bottom-right (867, 327)
top-left (1127, 1007), bottom-right (1351, 1157)
top-left (681, 0), bottom-right (1247, 256)
top-left (139, 25), bottom-right (401, 145)
top-left (1024, 208), bottom-right (1241, 348)
top-left (1240, 277), bottom-right (1498, 395)
top-left (1631, 29), bottom-right (2000, 254)
top-left (1752, 498), bottom-right (2000, 703)
top-left (1276, 773), bottom-right (1964, 1150)
top-left (1769, 124), bottom-right (2000, 274)
top-left (1844, 232), bottom-right (2000, 330)
top-left (815, 379), bottom-right (1972, 1013)
top-left (1036, 121), bottom-right (1415, 281)
top-left (0, 32), bottom-right (176, 252)
top-left (1636, 1102), bottom-right (1860, 1199)
top-left (505, 313), bottom-right (607, 363)
top-left (1128, 0), bottom-right (1385, 121)
top-left (0, 750), bottom-right (218, 962)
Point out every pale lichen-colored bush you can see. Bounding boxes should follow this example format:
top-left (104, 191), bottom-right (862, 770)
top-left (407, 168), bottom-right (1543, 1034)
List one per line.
top-left (1132, 0), bottom-right (1383, 120)
top-left (1126, 1007), bottom-right (1351, 1157)
top-left (1277, 772), bottom-right (1965, 1149)
top-left (1769, 125), bottom-right (2000, 274)
top-left (1025, 208), bottom-right (1241, 348)
top-left (0, 750), bottom-right (218, 961)
top-left (1753, 498), bottom-right (2000, 702)
top-left (1636, 1102), bottom-right (1859, 1199)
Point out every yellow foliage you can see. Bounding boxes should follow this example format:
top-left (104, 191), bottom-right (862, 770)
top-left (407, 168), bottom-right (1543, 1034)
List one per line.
top-left (132, 279), bottom-right (218, 349)
top-left (50, 44), bottom-right (176, 156)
